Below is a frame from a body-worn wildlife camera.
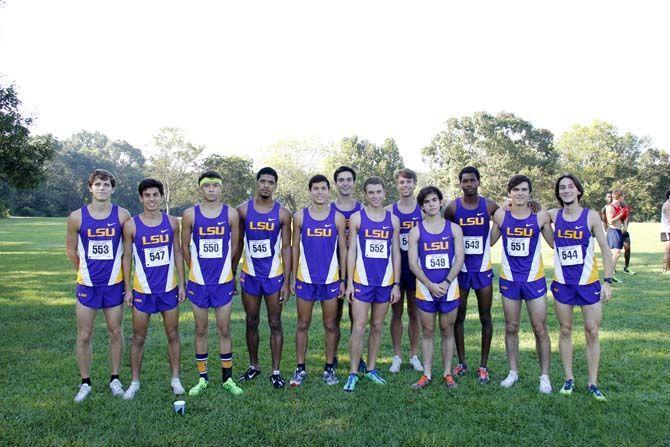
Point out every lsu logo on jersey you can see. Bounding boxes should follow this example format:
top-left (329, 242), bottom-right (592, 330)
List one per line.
top-left (250, 221), bottom-right (275, 231)
top-left (87, 228), bottom-right (115, 238)
top-left (557, 229), bottom-right (583, 240)
top-left (141, 234), bottom-right (169, 245)
top-left (423, 241), bottom-right (449, 251)
top-left (506, 227), bottom-right (533, 237)
top-left (199, 226), bottom-right (225, 236)
top-left (365, 229), bottom-right (390, 239)
top-left (401, 221), bottom-right (418, 230)
top-left (459, 217), bottom-right (484, 226)
top-left (307, 228), bottom-right (332, 237)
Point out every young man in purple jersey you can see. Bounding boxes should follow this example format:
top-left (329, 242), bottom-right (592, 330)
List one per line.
top-left (343, 177), bottom-right (401, 391)
top-left (490, 175), bottom-right (554, 394)
top-left (331, 166), bottom-right (364, 372)
top-left (233, 167), bottom-right (292, 389)
top-left (181, 171), bottom-right (244, 396)
top-left (121, 178), bottom-right (186, 400)
top-left (66, 169), bottom-right (131, 403)
top-left (549, 174), bottom-right (613, 400)
top-left (387, 168), bottom-right (423, 373)
top-left (443, 166), bottom-right (497, 384)
top-left (408, 186), bottom-right (464, 389)
top-left (289, 175), bottom-right (348, 386)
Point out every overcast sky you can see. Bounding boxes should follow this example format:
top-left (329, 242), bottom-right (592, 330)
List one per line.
top-left (1, 0), bottom-right (668, 169)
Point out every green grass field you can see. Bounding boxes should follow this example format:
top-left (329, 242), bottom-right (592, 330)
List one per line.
top-left (1, 218), bottom-right (669, 446)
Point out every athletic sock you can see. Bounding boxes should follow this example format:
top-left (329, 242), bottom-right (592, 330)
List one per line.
top-left (82, 377), bottom-right (91, 386)
top-left (196, 353), bottom-right (209, 381)
top-left (324, 363), bottom-right (334, 371)
top-left (220, 353), bottom-right (233, 382)
top-left (110, 375), bottom-right (120, 383)
top-left (297, 363), bottom-right (306, 371)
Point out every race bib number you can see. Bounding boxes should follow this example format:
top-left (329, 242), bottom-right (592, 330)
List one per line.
top-left (199, 239), bottom-right (223, 258)
top-left (365, 239), bottom-right (388, 259)
top-left (144, 246), bottom-right (169, 268)
top-left (463, 236), bottom-right (483, 255)
top-left (88, 240), bottom-right (113, 260)
top-left (506, 238), bottom-right (529, 257)
top-left (425, 253), bottom-right (450, 270)
top-left (249, 239), bottom-right (271, 258)
top-left (558, 245), bottom-right (583, 266)
top-left (399, 233), bottom-right (409, 251)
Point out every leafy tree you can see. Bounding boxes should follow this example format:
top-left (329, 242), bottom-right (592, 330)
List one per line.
top-left (147, 127), bottom-right (204, 214)
top-left (422, 112), bottom-right (558, 205)
top-left (324, 136), bottom-right (405, 203)
top-left (200, 154), bottom-right (256, 207)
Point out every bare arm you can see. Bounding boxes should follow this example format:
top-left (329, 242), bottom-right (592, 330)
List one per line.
top-left (335, 212), bottom-right (348, 290)
top-left (539, 210), bottom-right (555, 249)
top-left (65, 210), bottom-right (82, 270)
top-left (170, 216), bottom-right (186, 302)
top-left (228, 206), bottom-right (240, 262)
top-left (490, 208), bottom-right (504, 246)
top-left (390, 215), bottom-right (402, 304)
top-left (345, 212), bottom-right (361, 303)
top-left (231, 203), bottom-right (247, 275)
top-left (590, 210), bottom-right (613, 301)
top-left (450, 223), bottom-right (464, 280)
top-left (122, 218), bottom-right (136, 306)
top-left (444, 201), bottom-right (456, 222)
top-left (180, 207), bottom-right (194, 270)
top-left (279, 207), bottom-right (293, 302)
top-left (290, 210), bottom-right (302, 294)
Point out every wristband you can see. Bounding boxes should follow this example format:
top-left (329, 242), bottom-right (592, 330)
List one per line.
top-left (603, 277), bottom-right (612, 284)
top-left (393, 281), bottom-right (400, 287)
top-left (446, 278), bottom-right (452, 285)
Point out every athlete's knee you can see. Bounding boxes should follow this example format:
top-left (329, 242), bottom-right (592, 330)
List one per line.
top-left (531, 320), bottom-right (548, 339)
top-left (439, 325), bottom-right (453, 338)
top-left (350, 324), bottom-right (366, 339)
top-left (391, 304), bottom-right (404, 320)
top-left (323, 318), bottom-right (339, 335)
top-left (165, 327), bottom-right (180, 345)
top-left (505, 321), bottom-right (519, 335)
top-left (268, 316), bottom-right (283, 334)
top-left (406, 304), bottom-right (419, 320)
top-left (132, 331), bottom-right (147, 346)
top-left (559, 322), bottom-right (573, 338)
top-left (479, 312), bottom-right (493, 330)
top-left (584, 322), bottom-right (599, 342)
top-left (77, 327), bottom-right (94, 345)
top-left (296, 316), bottom-right (311, 333)
top-left (455, 307), bottom-right (467, 325)
top-left (195, 323), bottom-right (208, 340)
top-left (107, 324), bottom-right (123, 342)
top-left (245, 314), bottom-right (260, 330)
top-left (216, 323), bottom-right (231, 341)
top-left (370, 319), bottom-right (384, 335)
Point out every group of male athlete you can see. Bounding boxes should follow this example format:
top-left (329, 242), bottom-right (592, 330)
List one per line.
top-left (67, 165), bottom-right (616, 403)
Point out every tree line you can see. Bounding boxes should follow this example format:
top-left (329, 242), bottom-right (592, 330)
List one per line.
top-left (2, 84), bottom-right (669, 221)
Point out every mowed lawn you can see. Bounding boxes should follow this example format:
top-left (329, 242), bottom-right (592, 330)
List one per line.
top-left (0, 218), bottom-right (668, 446)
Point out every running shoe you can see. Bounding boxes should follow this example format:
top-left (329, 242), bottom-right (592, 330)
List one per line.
top-left (539, 375), bottom-right (552, 394)
top-left (332, 356), bottom-right (339, 370)
top-left (222, 378), bottom-right (244, 395)
top-left (322, 368), bottom-right (339, 386)
top-left (171, 377), bottom-right (185, 395)
top-left (270, 373), bottom-right (285, 389)
top-left (611, 276), bottom-right (621, 283)
top-left (559, 379), bottom-right (574, 395)
top-left (358, 358), bottom-right (367, 374)
top-left (409, 355), bottom-right (424, 372)
top-left (109, 379), bottom-right (124, 397)
top-left (411, 375), bottom-right (431, 389)
top-left (588, 384), bottom-right (607, 401)
top-left (623, 267), bottom-right (636, 275)
top-left (500, 370), bottom-right (519, 388)
top-left (74, 383), bottom-right (92, 403)
top-left (477, 367), bottom-right (490, 384)
top-left (452, 363), bottom-right (468, 376)
top-left (343, 373), bottom-right (358, 392)
top-left (238, 366), bottom-right (261, 382)
top-left (189, 377), bottom-right (208, 396)
top-left (289, 369), bottom-right (307, 387)
top-left (443, 373), bottom-right (458, 389)
top-left (364, 370), bottom-right (387, 385)
top-left (123, 381), bottom-right (140, 400)
top-left (389, 355), bottom-right (402, 373)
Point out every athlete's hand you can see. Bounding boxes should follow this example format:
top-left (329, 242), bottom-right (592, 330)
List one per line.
top-left (528, 200), bottom-right (542, 214)
top-left (124, 290), bottom-right (133, 307)
top-left (602, 282), bottom-right (612, 302)
top-left (428, 282), bottom-right (447, 298)
top-left (290, 277), bottom-right (296, 296)
top-left (177, 285), bottom-right (186, 303)
top-left (338, 281), bottom-right (346, 300)
top-left (390, 285), bottom-right (401, 304)
top-left (346, 283), bottom-right (355, 303)
top-left (279, 282), bottom-right (291, 304)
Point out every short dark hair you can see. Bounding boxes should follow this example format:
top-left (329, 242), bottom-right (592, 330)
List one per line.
top-left (555, 173), bottom-right (584, 206)
top-left (138, 178), bottom-right (164, 196)
top-left (333, 165), bottom-right (356, 182)
top-left (507, 175), bottom-right (532, 193)
top-left (363, 176), bottom-right (384, 192)
top-left (88, 169), bottom-right (116, 188)
top-left (308, 174), bottom-right (330, 190)
top-left (417, 186), bottom-right (443, 205)
top-left (395, 168), bottom-right (417, 182)
top-left (612, 189), bottom-right (624, 199)
top-left (256, 167), bottom-right (278, 182)
top-left (198, 170), bottom-right (223, 184)
top-left (666, 190), bottom-right (670, 200)
top-left (459, 166), bottom-right (480, 182)
top-left (606, 190), bottom-right (612, 195)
